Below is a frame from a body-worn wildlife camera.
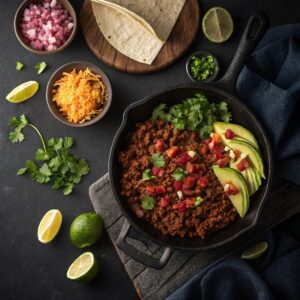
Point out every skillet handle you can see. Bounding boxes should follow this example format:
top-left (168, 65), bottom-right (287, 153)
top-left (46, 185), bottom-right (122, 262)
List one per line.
top-left (215, 12), bottom-right (269, 93)
top-left (116, 219), bottom-right (174, 269)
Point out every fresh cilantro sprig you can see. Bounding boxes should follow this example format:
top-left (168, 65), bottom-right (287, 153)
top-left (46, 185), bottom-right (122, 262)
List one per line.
top-left (151, 153), bottom-right (165, 167)
top-left (9, 114), bottom-right (89, 195)
top-left (35, 62), bottom-right (47, 74)
top-left (151, 93), bottom-right (232, 139)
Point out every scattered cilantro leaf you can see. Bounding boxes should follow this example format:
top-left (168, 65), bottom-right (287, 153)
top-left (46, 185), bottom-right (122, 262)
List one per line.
top-left (9, 114), bottom-right (89, 195)
top-left (172, 168), bottom-right (186, 181)
top-left (151, 93), bottom-right (232, 139)
top-left (35, 62), bottom-right (47, 74)
top-left (16, 61), bottom-right (24, 71)
top-left (142, 169), bottom-right (152, 181)
top-left (195, 196), bottom-right (204, 206)
top-left (141, 196), bottom-right (155, 210)
top-left (151, 153), bottom-right (165, 168)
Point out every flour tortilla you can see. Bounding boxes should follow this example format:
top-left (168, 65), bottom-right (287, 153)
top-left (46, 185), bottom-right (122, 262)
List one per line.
top-left (91, 0), bottom-right (186, 65)
top-left (91, 1), bottom-right (164, 64)
top-left (92, 0), bottom-right (159, 39)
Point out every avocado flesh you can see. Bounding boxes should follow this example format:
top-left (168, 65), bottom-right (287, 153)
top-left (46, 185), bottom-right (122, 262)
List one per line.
top-left (230, 159), bottom-right (258, 196)
top-left (212, 166), bottom-right (250, 218)
top-left (227, 140), bottom-right (265, 179)
top-left (213, 122), bottom-right (259, 149)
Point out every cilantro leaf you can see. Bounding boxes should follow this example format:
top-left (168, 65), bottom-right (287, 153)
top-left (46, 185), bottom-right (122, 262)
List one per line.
top-left (39, 164), bottom-right (52, 176)
top-left (36, 148), bottom-right (50, 161)
top-left (172, 168), bottom-right (186, 181)
top-left (35, 62), bottom-right (47, 75)
top-left (142, 169), bottom-right (152, 181)
top-left (151, 153), bottom-right (165, 168)
top-left (141, 196), bottom-right (155, 210)
top-left (9, 130), bottom-right (25, 143)
top-left (17, 167), bottom-right (27, 175)
top-left (16, 61), bottom-right (24, 71)
top-left (63, 137), bottom-right (74, 149)
top-left (151, 103), bottom-right (169, 121)
top-left (63, 183), bottom-right (74, 195)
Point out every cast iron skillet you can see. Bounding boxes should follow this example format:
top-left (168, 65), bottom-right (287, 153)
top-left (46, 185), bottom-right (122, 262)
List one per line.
top-left (109, 13), bottom-right (273, 269)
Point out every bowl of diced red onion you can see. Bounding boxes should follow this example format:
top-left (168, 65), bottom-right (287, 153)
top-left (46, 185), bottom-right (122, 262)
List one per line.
top-left (14, 0), bottom-right (77, 54)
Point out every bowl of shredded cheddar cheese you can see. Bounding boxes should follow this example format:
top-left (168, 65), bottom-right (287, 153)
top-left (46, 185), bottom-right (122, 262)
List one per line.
top-left (46, 61), bottom-right (112, 127)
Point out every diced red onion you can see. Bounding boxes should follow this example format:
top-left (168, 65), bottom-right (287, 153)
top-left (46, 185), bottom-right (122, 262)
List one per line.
top-left (19, 0), bottom-right (74, 51)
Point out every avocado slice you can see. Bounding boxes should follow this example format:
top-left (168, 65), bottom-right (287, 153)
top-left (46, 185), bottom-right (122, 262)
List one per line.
top-left (213, 122), bottom-right (259, 149)
top-left (212, 166), bottom-right (250, 218)
top-left (227, 140), bottom-right (265, 179)
top-left (230, 158), bottom-right (257, 196)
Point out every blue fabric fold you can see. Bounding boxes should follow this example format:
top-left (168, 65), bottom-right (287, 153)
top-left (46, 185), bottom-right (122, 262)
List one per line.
top-left (168, 24), bottom-right (300, 300)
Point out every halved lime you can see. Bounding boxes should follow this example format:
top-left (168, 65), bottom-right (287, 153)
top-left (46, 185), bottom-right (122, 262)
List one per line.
top-left (202, 7), bottom-right (234, 43)
top-left (6, 81), bottom-right (39, 103)
top-left (67, 252), bottom-right (99, 283)
top-left (241, 242), bottom-right (268, 260)
top-left (37, 209), bottom-right (62, 244)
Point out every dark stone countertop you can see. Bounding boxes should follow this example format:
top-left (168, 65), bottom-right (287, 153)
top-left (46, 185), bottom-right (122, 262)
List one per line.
top-left (1, 0), bottom-right (299, 299)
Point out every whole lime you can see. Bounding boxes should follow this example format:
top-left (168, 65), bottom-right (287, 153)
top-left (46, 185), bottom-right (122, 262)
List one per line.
top-left (70, 213), bottom-right (103, 248)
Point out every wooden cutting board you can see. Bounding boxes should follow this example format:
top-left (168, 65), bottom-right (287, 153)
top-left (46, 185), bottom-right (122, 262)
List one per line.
top-left (80, 0), bottom-right (200, 74)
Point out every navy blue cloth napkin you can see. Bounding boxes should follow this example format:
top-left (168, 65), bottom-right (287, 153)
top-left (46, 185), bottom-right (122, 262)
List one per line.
top-left (167, 24), bottom-right (300, 300)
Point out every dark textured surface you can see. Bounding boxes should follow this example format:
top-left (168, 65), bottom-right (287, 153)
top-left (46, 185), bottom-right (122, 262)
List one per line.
top-left (1, 0), bottom-right (299, 299)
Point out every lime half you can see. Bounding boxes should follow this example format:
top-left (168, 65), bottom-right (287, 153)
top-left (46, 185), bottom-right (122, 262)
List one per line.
top-left (37, 209), bottom-right (62, 244)
top-left (241, 242), bottom-right (268, 260)
top-left (202, 7), bottom-right (234, 43)
top-left (6, 81), bottom-right (39, 103)
top-left (67, 252), bottom-right (99, 283)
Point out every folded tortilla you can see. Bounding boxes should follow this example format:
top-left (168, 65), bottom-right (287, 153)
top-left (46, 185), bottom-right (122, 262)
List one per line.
top-left (91, 0), bottom-right (186, 65)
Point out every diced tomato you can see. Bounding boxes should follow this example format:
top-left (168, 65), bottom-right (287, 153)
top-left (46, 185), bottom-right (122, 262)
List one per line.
top-left (166, 146), bottom-right (181, 158)
top-left (160, 197), bottom-right (170, 208)
top-left (185, 197), bottom-right (195, 208)
top-left (184, 175), bottom-right (197, 189)
top-left (176, 201), bottom-right (187, 213)
top-left (198, 176), bottom-right (208, 188)
top-left (158, 169), bottom-right (165, 177)
top-left (212, 133), bottom-right (222, 143)
top-left (211, 143), bottom-right (225, 154)
top-left (152, 166), bottom-right (160, 176)
top-left (236, 158), bottom-right (250, 172)
top-left (226, 181), bottom-right (240, 195)
top-left (186, 162), bottom-right (197, 174)
top-left (234, 149), bottom-right (241, 160)
top-left (199, 144), bottom-right (208, 155)
top-left (216, 156), bottom-right (230, 168)
top-left (155, 139), bottom-right (165, 152)
top-left (145, 186), bottom-right (156, 195)
top-left (213, 152), bottom-right (223, 161)
top-left (176, 152), bottom-right (191, 166)
top-left (173, 181), bottom-right (183, 191)
top-left (225, 129), bottom-right (235, 139)
top-left (155, 185), bottom-right (166, 194)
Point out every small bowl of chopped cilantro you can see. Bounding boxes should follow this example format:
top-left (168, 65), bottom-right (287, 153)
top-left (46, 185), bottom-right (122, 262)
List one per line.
top-left (186, 51), bottom-right (219, 83)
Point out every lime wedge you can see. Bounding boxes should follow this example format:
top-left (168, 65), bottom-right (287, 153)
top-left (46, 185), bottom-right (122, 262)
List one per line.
top-left (241, 242), bottom-right (268, 260)
top-left (202, 7), bottom-right (234, 43)
top-left (67, 252), bottom-right (99, 283)
top-left (6, 81), bottom-right (39, 103)
top-left (37, 209), bottom-right (62, 244)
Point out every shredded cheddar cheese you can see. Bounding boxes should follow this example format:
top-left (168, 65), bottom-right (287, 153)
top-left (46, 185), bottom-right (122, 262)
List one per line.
top-left (52, 68), bottom-right (108, 123)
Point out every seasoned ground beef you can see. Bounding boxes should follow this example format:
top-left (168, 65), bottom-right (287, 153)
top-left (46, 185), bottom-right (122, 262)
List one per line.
top-left (118, 120), bottom-right (237, 238)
